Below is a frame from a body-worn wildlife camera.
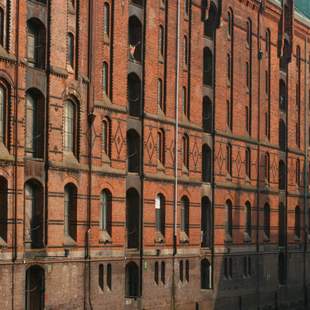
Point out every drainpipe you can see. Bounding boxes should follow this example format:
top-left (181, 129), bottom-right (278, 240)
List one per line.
top-left (85, 0), bottom-right (94, 309)
top-left (256, 4), bottom-right (263, 308)
top-left (172, 0), bottom-right (181, 308)
top-left (12, 0), bottom-right (20, 309)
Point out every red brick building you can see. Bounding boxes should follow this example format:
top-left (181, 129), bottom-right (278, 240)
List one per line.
top-left (0, 0), bottom-right (309, 309)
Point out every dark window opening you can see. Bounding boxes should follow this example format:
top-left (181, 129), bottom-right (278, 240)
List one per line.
top-left (25, 266), bottom-right (45, 310)
top-left (225, 199), bottom-right (233, 240)
top-left (264, 203), bottom-right (270, 240)
top-left (279, 119), bottom-right (286, 151)
top-left (279, 80), bottom-right (286, 111)
top-left (0, 176), bottom-right (7, 243)
top-left (226, 143), bottom-right (232, 175)
top-left (203, 96), bottom-right (212, 133)
top-left (27, 19), bottom-right (46, 69)
top-left (185, 260), bottom-right (189, 282)
top-left (203, 48), bottom-right (213, 86)
top-left (179, 260), bottom-right (184, 282)
top-left (204, 4), bottom-right (217, 39)
top-left (279, 160), bottom-right (286, 191)
top-left (161, 261), bottom-right (165, 284)
top-left (128, 73), bottom-right (142, 117)
top-left (99, 264), bottom-right (104, 290)
top-left (125, 262), bottom-right (139, 298)
top-left (107, 263), bottom-right (112, 290)
top-left (201, 196), bottom-right (211, 248)
top-left (103, 3), bottom-right (110, 37)
top-left (67, 33), bottom-right (74, 68)
top-left (245, 147), bottom-right (251, 178)
top-left (127, 129), bottom-right (140, 173)
top-left (128, 16), bottom-right (142, 63)
top-left (245, 201), bottom-right (251, 238)
top-left (126, 188), bottom-right (140, 249)
top-left (154, 261), bottom-right (159, 285)
top-left (0, 81), bottom-right (10, 149)
top-left (279, 203), bottom-right (286, 246)
top-left (202, 144), bottom-right (211, 183)
top-left (278, 253), bottom-right (287, 285)
top-left (64, 183), bottom-right (77, 242)
top-left (182, 134), bottom-right (189, 169)
top-left (181, 196), bottom-right (190, 237)
top-left (157, 129), bottom-right (165, 165)
top-left (25, 180), bottom-right (44, 249)
top-left (26, 89), bottom-right (45, 159)
top-left (201, 259), bottom-right (211, 289)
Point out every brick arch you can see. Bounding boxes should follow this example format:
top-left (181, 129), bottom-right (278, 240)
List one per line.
top-left (0, 70), bottom-right (14, 87)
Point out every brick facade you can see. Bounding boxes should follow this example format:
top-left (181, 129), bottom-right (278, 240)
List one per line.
top-left (0, 0), bottom-right (309, 309)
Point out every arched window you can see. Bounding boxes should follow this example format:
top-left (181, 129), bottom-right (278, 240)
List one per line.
top-left (155, 194), bottom-right (165, 238)
top-left (296, 158), bottom-right (300, 186)
top-left (279, 119), bottom-right (286, 151)
top-left (202, 144), bottom-right (211, 182)
top-left (102, 61), bottom-right (109, 95)
top-left (185, 260), bottom-right (189, 282)
top-left (264, 203), bottom-right (270, 239)
top-left (227, 100), bottom-right (232, 129)
top-left (64, 183), bottom-right (77, 242)
top-left (0, 81), bottom-right (9, 148)
top-left (64, 100), bottom-right (78, 157)
top-left (161, 261), bottom-right (165, 284)
top-left (0, 176), bottom-right (8, 243)
top-left (184, 35), bottom-right (188, 66)
top-left (100, 189), bottom-right (112, 236)
top-left (279, 80), bottom-right (286, 111)
top-left (128, 16), bottom-right (142, 62)
top-left (201, 197), bottom-right (211, 248)
top-left (103, 3), bottom-right (110, 36)
top-left (203, 48), bottom-right (213, 86)
top-left (157, 129), bottom-right (165, 165)
top-left (225, 199), bottom-right (233, 240)
top-left (180, 196), bottom-right (189, 237)
top-left (179, 260), bottom-right (184, 282)
top-left (128, 73), bottom-right (141, 117)
top-left (154, 261), bottom-right (159, 285)
top-left (107, 263), bottom-right (112, 289)
top-left (245, 147), bottom-right (251, 178)
top-left (226, 143), bottom-right (232, 175)
top-left (102, 118), bottom-right (111, 159)
top-left (25, 266), bottom-right (45, 310)
top-left (67, 32), bottom-right (74, 68)
top-left (279, 160), bottom-right (286, 190)
top-left (245, 201), bottom-right (251, 238)
top-left (265, 29), bottom-right (270, 55)
top-left (246, 18), bottom-right (252, 47)
top-left (265, 152), bottom-right (270, 183)
top-left (182, 134), bottom-right (189, 169)
top-left (204, 4), bottom-right (217, 39)
top-left (27, 18), bottom-right (46, 69)
top-left (227, 9), bottom-right (233, 38)
top-left (99, 264), bottom-right (104, 290)
top-left (295, 206), bottom-right (301, 239)
top-left (157, 78), bottom-right (164, 111)
top-left (127, 129), bottom-right (140, 173)
top-left (159, 25), bottom-right (164, 58)
top-left (26, 89), bottom-right (45, 158)
top-left (201, 259), bottom-right (211, 289)
top-left (126, 188), bottom-right (140, 249)
top-left (125, 262), bottom-right (139, 298)
top-left (203, 96), bottom-right (212, 133)
top-left (279, 203), bottom-right (286, 246)
top-left (182, 86), bottom-right (188, 117)
top-left (227, 53), bottom-right (232, 83)
top-left (25, 180), bottom-right (44, 248)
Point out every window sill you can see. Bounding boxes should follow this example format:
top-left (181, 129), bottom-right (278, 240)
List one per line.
top-left (154, 231), bottom-right (165, 244)
top-left (180, 231), bottom-right (189, 243)
top-left (103, 33), bottom-right (110, 45)
top-left (99, 230), bottom-right (112, 244)
top-left (158, 54), bottom-right (164, 64)
top-left (0, 143), bottom-right (13, 161)
top-left (157, 161), bottom-right (165, 172)
top-left (64, 235), bottom-right (76, 247)
top-left (243, 233), bottom-right (252, 242)
top-left (66, 64), bottom-right (74, 74)
top-left (63, 152), bottom-right (79, 168)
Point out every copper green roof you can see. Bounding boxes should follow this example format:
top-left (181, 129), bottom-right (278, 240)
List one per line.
top-left (295, 0), bottom-right (310, 19)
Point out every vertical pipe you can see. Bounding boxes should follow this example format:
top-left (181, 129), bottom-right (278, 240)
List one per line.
top-left (172, 0), bottom-right (181, 308)
top-left (12, 1), bottom-right (20, 309)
